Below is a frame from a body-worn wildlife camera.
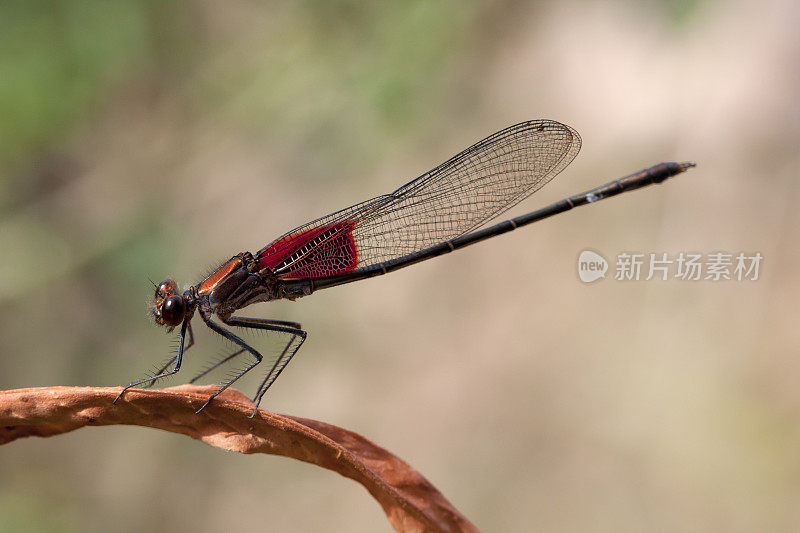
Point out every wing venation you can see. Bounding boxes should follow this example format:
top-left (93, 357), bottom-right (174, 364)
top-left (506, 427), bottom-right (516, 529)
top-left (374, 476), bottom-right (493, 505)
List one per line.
top-left (256, 120), bottom-right (581, 279)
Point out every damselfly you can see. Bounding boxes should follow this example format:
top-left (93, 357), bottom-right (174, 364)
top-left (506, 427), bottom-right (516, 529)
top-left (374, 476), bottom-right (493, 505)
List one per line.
top-left (114, 120), bottom-right (694, 416)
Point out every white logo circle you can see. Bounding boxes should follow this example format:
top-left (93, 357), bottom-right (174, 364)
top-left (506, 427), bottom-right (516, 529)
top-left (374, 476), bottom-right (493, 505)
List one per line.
top-left (577, 250), bottom-right (608, 283)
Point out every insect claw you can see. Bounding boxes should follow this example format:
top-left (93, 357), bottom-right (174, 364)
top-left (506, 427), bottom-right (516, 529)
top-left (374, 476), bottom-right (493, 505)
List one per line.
top-left (113, 388), bottom-right (126, 404)
top-left (195, 398), bottom-right (213, 414)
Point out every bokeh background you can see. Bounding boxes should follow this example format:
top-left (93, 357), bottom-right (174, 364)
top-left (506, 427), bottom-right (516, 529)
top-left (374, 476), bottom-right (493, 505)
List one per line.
top-left (1, 0), bottom-right (798, 531)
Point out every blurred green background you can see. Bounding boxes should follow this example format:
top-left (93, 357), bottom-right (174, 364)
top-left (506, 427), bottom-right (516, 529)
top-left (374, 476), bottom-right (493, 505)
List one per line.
top-left (1, 0), bottom-right (798, 531)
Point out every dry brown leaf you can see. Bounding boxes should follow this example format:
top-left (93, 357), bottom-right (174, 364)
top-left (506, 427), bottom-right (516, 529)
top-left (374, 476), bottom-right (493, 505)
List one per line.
top-left (0, 385), bottom-right (478, 533)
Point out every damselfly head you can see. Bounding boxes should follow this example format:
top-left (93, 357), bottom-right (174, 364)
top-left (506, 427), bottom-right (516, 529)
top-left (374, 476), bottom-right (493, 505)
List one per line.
top-left (152, 279), bottom-right (186, 330)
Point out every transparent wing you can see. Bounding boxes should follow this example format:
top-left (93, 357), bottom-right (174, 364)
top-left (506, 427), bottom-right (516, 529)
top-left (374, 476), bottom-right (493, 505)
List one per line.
top-left (256, 120), bottom-right (581, 278)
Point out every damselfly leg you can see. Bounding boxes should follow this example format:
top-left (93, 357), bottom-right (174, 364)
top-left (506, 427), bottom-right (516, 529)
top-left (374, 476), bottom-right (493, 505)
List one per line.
top-left (192, 310), bottom-right (307, 414)
top-left (187, 319), bottom-right (302, 385)
top-left (142, 323), bottom-right (195, 389)
top-left (113, 320), bottom-right (190, 403)
top-left (189, 348), bottom-right (246, 384)
top-left (220, 316), bottom-right (307, 417)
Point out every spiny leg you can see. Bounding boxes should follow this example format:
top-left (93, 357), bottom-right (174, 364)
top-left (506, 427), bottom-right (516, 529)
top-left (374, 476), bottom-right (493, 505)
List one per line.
top-left (193, 310), bottom-right (262, 413)
top-left (192, 312), bottom-right (306, 414)
top-left (142, 323), bottom-right (195, 389)
top-left (221, 316), bottom-right (306, 418)
top-left (246, 318), bottom-right (302, 330)
top-left (187, 319), bottom-right (301, 384)
top-left (188, 347), bottom-right (246, 384)
top-left (249, 333), bottom-right (304, 418)
top-left (114, 320), bottom-right (189, 403)
top-left (251, 338), bottom-right (294, 410)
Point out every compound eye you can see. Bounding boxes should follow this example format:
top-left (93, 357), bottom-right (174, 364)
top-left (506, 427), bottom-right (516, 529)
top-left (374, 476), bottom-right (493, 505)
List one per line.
top-left (157, 279), bottom-right (178, 297)
top-left (160, 294), bottom-right (186, 327)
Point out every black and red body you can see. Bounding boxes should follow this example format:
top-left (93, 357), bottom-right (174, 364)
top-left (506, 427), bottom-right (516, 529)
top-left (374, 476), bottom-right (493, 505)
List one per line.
top-left (116, 120), bottom-right (694, 416)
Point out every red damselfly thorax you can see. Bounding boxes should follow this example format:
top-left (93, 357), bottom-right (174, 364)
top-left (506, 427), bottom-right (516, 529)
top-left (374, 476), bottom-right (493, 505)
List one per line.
top-left (114, 120), bottom-right (695, 416)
